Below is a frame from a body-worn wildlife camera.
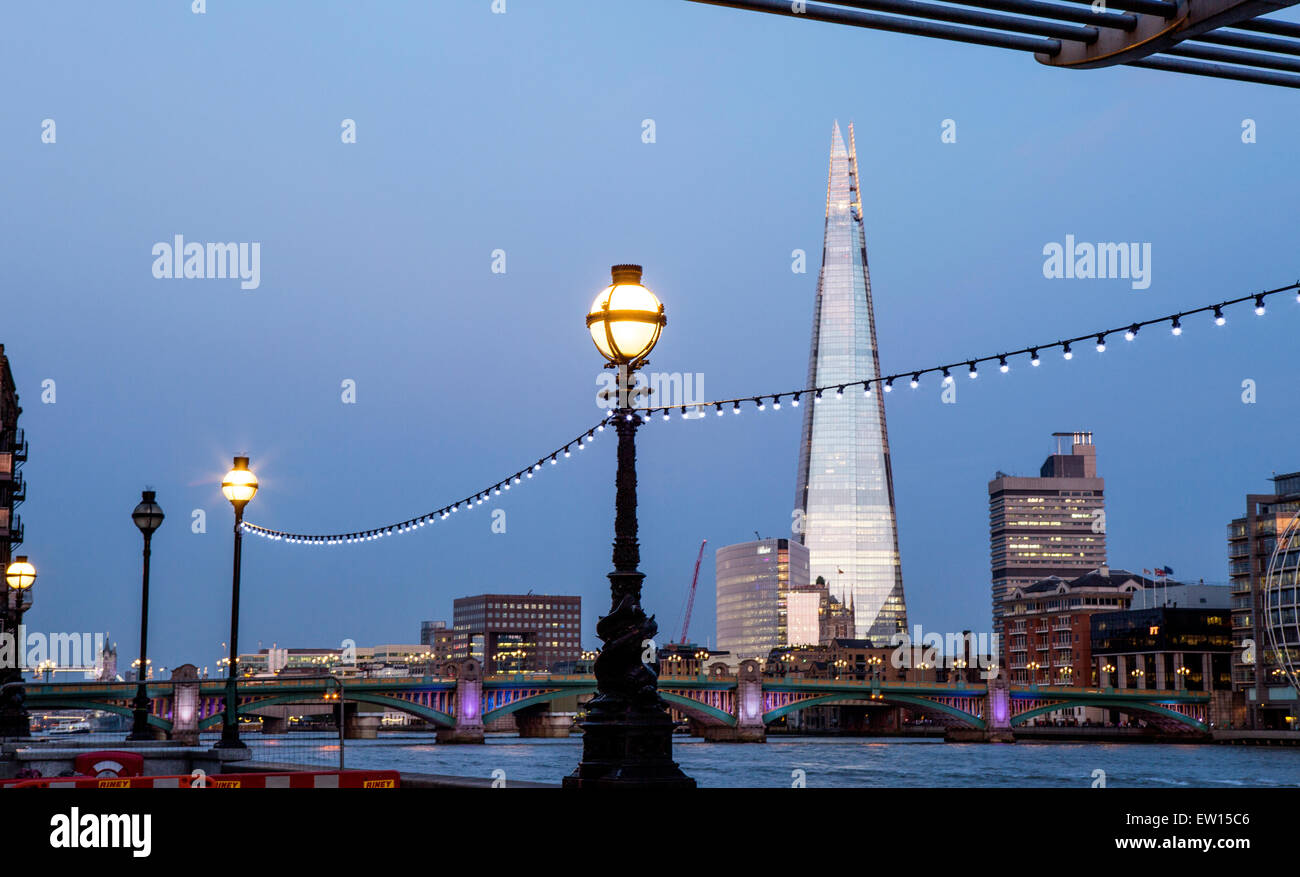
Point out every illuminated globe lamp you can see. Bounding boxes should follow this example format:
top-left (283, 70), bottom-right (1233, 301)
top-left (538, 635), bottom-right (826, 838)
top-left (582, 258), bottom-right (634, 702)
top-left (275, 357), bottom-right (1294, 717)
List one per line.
top-left (565, 266), bottom-right (694, 789)
top-left (587, 264), bottom-right (666, 368)
top-left (217, 455), bottom-right (258, 750)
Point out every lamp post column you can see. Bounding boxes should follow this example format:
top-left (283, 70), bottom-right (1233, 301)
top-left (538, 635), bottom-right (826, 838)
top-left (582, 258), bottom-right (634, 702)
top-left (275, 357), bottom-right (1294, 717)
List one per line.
top-left (129, 530), bottom-right (154, 739)
top-left (219, 505), bottom-right (245, 749)
top-left (565, 401), bottom-right (694, 788)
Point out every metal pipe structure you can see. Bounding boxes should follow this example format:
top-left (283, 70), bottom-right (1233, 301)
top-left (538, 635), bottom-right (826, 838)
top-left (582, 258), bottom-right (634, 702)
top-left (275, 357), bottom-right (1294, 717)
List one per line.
top-left (683, 0), bottom-right (1300, 88)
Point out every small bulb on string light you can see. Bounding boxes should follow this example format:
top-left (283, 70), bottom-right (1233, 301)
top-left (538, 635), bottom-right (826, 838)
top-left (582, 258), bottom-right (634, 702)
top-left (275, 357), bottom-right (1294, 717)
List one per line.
top-left (815, 389), bottom-right (823, 403)
top-left (550, 454), bottom-right (558, 465)
top-left (1096, 334), bottom-right (1106, 353)
top-left (835, 386), bottom-right (844, 399)
top-left (1030, 349), bottom-right (1040, 367)
top-left (680, 406), bottom-right (688, 419)
top-left (732, 401), bottom-right (741, 414)
top-left (563, 447), bottom-right (571, 458)
top-left (1255, 295), bottom-right (1266, 315)
top-left (884, 378), bottom-right (893, 392)
top-left (999, 356), bottom-right (1009, 374)
top-left (942, 368), bottom-right (952, 385)
top-left (1124, 324), bottom-right (1138, 341)
top-left (863, 382), bottom-right (872, 397)
top-left (715, 403), bottom-right (724, 416)
top-left (772, 396), bottom-right (781, 410)
top-left (756, 398), bottom-right (765, 411)
top-left (662, 410), bottom-right (670, 421)
top-left (909, 374), bottom-right (919, 389)
top-left (968, 362), bottom-right (978, 379)
top-left (791, 393), bottom-right (800, 408)
top-left (1214, 306), bottom-right (1225, 326)
top-left (1063, 343), bottom-right (1073, 360)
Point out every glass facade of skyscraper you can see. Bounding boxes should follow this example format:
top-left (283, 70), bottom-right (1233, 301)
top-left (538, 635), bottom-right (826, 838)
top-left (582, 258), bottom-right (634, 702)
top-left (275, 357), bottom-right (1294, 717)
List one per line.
top-left (793, 121), bottom-right (907, 644)
top-left (715, 538), bottom-right (810, 659)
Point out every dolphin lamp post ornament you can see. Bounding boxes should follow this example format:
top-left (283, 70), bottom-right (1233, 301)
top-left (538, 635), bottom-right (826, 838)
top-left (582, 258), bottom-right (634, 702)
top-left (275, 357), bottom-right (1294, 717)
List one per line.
top-left (566, 265), bottom-right (694, 788)
top-left (217, 456), bottom-right (257, 749)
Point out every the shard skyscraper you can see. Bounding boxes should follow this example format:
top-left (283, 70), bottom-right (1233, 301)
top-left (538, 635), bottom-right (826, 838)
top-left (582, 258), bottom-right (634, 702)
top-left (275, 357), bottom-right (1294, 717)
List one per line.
top-left (794, 121), bottom-right (907, 645)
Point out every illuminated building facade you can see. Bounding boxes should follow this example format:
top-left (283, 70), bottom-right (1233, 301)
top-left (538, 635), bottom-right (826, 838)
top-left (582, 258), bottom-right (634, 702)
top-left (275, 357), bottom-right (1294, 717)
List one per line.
top-left (715, 538), bottom-right (810, 659)
top-left (1227, 471), bottom-right (1300, 728)
top-left (989, 431), bottom-right (1107, 640)
top-left (452, 593), bottom-right (581, 674)
top-left (793, 121), bottom-right (907, 645)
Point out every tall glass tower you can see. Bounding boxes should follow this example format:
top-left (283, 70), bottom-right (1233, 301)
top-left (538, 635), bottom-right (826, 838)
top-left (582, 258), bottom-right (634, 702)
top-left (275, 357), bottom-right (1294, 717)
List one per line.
top-left (793, 121), bottom-right (907, 645)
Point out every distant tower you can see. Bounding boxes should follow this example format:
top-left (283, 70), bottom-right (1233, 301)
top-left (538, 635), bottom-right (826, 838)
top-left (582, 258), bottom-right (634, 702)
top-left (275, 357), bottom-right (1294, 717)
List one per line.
top-left (794, 122), bottom-right (907, 644)
top-left (988, 431), bottom-right (1107, 640)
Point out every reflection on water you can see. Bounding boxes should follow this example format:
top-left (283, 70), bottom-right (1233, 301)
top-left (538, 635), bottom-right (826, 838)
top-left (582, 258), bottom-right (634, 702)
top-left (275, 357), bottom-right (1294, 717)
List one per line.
top-left (244, 733), bottom-right (1300, 788)
top-left (25, 730), bottom-right (1300, 787)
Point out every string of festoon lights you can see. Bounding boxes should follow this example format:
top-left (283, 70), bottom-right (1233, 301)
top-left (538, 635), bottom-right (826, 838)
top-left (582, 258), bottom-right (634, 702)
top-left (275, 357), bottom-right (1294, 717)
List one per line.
top-left (240, 418), bottom-right (613, 544)
top-left (632, 280), bottom-right (1300, 418)
top-left (243, 279), bottom-right (1298, 545)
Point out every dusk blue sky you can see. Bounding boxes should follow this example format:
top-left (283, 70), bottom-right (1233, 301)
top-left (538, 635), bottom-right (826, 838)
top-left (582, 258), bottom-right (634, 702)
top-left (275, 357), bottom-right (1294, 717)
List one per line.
top-left (3, 2), bottom-right (1299, 673)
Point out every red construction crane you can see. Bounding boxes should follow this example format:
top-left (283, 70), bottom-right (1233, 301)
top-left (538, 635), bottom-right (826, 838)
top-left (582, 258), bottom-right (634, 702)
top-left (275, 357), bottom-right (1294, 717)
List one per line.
top-left (679, 539), bottom-right (707, 645)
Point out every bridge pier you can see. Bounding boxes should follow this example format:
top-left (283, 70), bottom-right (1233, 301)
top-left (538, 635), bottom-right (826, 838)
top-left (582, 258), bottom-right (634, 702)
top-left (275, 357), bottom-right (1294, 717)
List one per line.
top-left (344, 713), bottom-right (380, 740)
top-left (516, 709), bottom-right (575, 738)
top-left (947, 677), bottom-right (1014, 743)
top-left (708, 659), bottom-right (767, 742)
top-left (436, 659), bottom-right (485, 744)
top-left (261, 716), bottom-right (289, 734)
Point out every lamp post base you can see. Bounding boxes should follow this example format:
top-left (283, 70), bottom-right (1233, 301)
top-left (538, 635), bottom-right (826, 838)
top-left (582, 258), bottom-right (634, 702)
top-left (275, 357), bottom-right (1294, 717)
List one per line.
top-left (564, 699), bottom-right (695, 789)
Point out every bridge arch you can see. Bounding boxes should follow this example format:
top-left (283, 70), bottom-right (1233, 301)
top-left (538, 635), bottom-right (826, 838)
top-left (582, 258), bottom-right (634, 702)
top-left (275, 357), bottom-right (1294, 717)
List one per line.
top-left (660, 691), bottom-right (736, 727)
top-left (761, 692), bottom-right (985, 729)
top-left (1012, 698), bottom-right (1206, 731)
top-left (481, 685), bottom-right (596, 724)
top-left (25, 698), bottom-right (172, 733)
top-left (195, 692), bottom-right (455, 731)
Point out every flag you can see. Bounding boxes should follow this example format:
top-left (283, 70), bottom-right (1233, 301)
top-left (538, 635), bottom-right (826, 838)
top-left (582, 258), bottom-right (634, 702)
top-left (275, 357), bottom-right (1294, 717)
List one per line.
top-left (1160, 565), bottom-right (1174, 576)
top-left (837, 568), bottom-right (844, 574)
top-left (1143, 569), bottom-right (1152, 576)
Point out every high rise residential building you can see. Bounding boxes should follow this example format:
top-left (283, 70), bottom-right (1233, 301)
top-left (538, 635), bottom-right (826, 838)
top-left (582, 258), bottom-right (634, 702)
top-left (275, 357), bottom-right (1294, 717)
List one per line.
top-left (989, 431), bottom-right (1107, 640)
top-left (452, 594), bottom-right (581, 674)
top-left (0, 344), bottom-right (26, 579)
top-left (715, 538), bottom-right (810, 659)
top-left (1227, 471), bottom-right (1300, 729)
top-left (793, 121), bottom-right (906, 645)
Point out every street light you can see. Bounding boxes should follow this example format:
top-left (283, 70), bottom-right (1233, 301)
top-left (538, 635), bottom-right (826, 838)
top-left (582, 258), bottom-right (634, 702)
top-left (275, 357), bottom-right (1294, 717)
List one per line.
top-left (128, 489), bottom-right (164, 741)
top-left (566, 265), bottom-right (693, 789)
top-left (2, 556), bottom-right (36, 738)
top-left (217, 456), bottom-right (257, 749)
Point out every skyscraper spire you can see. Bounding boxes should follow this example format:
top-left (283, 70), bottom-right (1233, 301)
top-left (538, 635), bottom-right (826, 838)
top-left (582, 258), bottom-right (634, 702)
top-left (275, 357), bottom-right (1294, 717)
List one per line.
top-left (794, 121), bottom-right (907, 645)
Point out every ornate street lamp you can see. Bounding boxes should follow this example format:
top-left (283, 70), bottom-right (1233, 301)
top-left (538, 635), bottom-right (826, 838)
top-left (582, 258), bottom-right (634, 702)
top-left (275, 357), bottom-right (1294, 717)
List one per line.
top-left (128, 489), bottom-right (164, 740)
top-left (1, 556), bottom-right (36, 738)
top-left (217, 456), bottom-right (257, 749)
top-left (565, 265), bottom-right (693, 789)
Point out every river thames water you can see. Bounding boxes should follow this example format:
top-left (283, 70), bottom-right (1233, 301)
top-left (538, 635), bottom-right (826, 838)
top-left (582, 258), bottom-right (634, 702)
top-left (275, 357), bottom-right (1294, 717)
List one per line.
top-left (228, 732), bottom-right (1300, 788)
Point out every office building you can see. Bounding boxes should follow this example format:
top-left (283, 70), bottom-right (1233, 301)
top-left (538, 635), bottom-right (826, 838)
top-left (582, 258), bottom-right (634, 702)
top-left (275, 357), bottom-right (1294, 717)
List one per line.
top-left (989, 431), bottom-right (1107, 640)
top-left (1091, 604), bottom-right (1234, 694)
top-left (1227, 471), bottom-right (1300, 728)
top-left (788, 577), bottom-right (856, 646)
top-left (793, 121), bottom-right (907, 645)
top-left (452, 593), bottom-right (581, 674)
top-left (420, 620), bottom-right (455, 661)
top-left (715, 538), bottom-right (810, 659)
